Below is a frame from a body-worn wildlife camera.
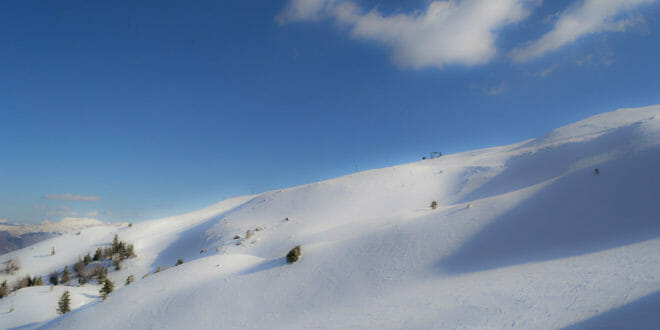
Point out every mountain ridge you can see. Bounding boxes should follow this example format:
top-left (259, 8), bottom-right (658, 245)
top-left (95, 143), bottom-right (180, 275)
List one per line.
top-left (2, 105), bottom-right (659, 329)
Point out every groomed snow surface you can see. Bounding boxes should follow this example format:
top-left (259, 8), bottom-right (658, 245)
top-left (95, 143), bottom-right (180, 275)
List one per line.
top-left (2, 105), bottom-right (660, 329)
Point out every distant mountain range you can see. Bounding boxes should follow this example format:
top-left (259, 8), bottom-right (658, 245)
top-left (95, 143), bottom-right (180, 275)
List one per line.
top-left (0, 217), bottom-right (106, 254)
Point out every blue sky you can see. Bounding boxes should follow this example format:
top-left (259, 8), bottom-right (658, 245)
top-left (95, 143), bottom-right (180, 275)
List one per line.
top-left (1, 0), bottom-right (659, 224)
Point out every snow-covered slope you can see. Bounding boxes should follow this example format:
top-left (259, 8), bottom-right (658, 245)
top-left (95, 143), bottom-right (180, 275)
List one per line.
top-left (2, 105), bottom-right (659, 329)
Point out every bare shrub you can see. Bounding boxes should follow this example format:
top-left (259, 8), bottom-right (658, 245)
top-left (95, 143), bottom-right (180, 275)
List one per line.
top-left (3, 258), bottom-right (20, 275)
top-left (73, 260), bottom-right (85, 277)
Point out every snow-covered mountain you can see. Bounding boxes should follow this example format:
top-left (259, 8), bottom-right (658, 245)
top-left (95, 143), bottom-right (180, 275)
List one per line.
top-left (1, 105), bottom-right (659, 329)
top-left (0, 218), bottom-right (107, 255)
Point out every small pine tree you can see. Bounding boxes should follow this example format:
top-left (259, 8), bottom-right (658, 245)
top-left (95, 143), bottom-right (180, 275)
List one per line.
top-left (286, 245), bottom-right (302, 263)
top-left (155, 266), bottom-right (161, 273)
top-left (51, 247), bottom-right (55, 255)
top-left (594, 168), bottom-right (600, 175)
top-left (61, 266), bottom-right (70, 284)
top-left (100, 279), bottom-right (114, 300)
top-left (430, 201), bottom-right (438, 210)
top-left (0, 280), bottom-right (8, 298)
top-left (127, 244), bottom-right (136, 258)
top-left (175, 258), bottom-right (184, 266)
top-left (28, 276), bottom-right (35, 287)
top-left (245, 229), bottom-right (252, 240)
top-left (98, 267), bottom-right (107, 283)
top-left (83, 253), bottom-right (92, 266)
top-left (112, 234), bottom-right (120, 253)
top-left (93, 248), bottom-right (102, 261)
top-left (49, 271), bottom-right (59, 285)
top-left (57, 290), bottom-right (71, 314)
top-left (34, 276), bottom-right (43, 286)
top-left (114, 259), bottom-right (121, 271)
top-left (125, 275), bottom-right (134, 286)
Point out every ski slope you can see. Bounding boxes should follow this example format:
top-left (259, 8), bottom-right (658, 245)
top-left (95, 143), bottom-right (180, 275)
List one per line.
top-left (2, 105), bottom-right (660, 329)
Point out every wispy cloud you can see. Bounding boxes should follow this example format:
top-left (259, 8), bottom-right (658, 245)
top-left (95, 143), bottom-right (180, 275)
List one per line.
top-left (43, 193), bottom-right (101, 202)
top-left (278, 0), bottom-right (537, 69)
top-left (485, 82), bottom-right (507, 95)
top-left (47, 206), bottom-right (78, 217)
top-left (276, 0), bottom-right (329, 23)
top-left (529, 64), bottom-right (560, 78)
top-left (86, 210), bottom-right (99, 217)
top-left (511, 0), bottom-right (658, 62)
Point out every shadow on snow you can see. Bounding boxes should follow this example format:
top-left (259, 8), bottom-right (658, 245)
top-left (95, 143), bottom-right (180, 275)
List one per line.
top-left (562, 291), bottom-right (660, 330)
top-left (439, 140), bottom-right (660, 274)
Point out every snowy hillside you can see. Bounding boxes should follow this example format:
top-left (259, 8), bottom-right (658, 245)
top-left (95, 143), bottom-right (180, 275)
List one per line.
top-left (2, 105), bottom-right (660, 329)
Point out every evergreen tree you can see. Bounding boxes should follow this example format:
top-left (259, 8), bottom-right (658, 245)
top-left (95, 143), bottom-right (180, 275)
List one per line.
top-left (127, 244), bottom-right (135, 258)
top-left (83, 253), bottom-right (92, 266)
top-left (97, 266), bottom-right (107, 283)
top-left (175, 258), bottom-right (184, 266)
top-left (0, 280), bottom-right (8, 298)
top-left (125, 275), bottom-right (135, 286)
top-left (61, 266), bottom-right (70, 284)
top-left (112, 234), bottom-right (119, 253)
top-left (100, 279), bottom-right (114, 300)
top-left (51, 247), bottom-right (55, 255)
top-left (57, 290), bottom-right (71, 314)
top-left (93, 248), bottom-right (102, 261)
top-left (49, 271), bottom-right (59, 285)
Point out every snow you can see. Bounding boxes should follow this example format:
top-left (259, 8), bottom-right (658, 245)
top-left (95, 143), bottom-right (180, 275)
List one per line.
top-left (1, 105), bottom-right (660, 329)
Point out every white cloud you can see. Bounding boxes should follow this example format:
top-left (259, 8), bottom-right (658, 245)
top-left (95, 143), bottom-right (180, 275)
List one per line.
top-left (278, 0), bottom-right (537, 69)
top-left (44, 193), bottom-right (101, 202)
top-left (511, 0), bottom-right (658, 62)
